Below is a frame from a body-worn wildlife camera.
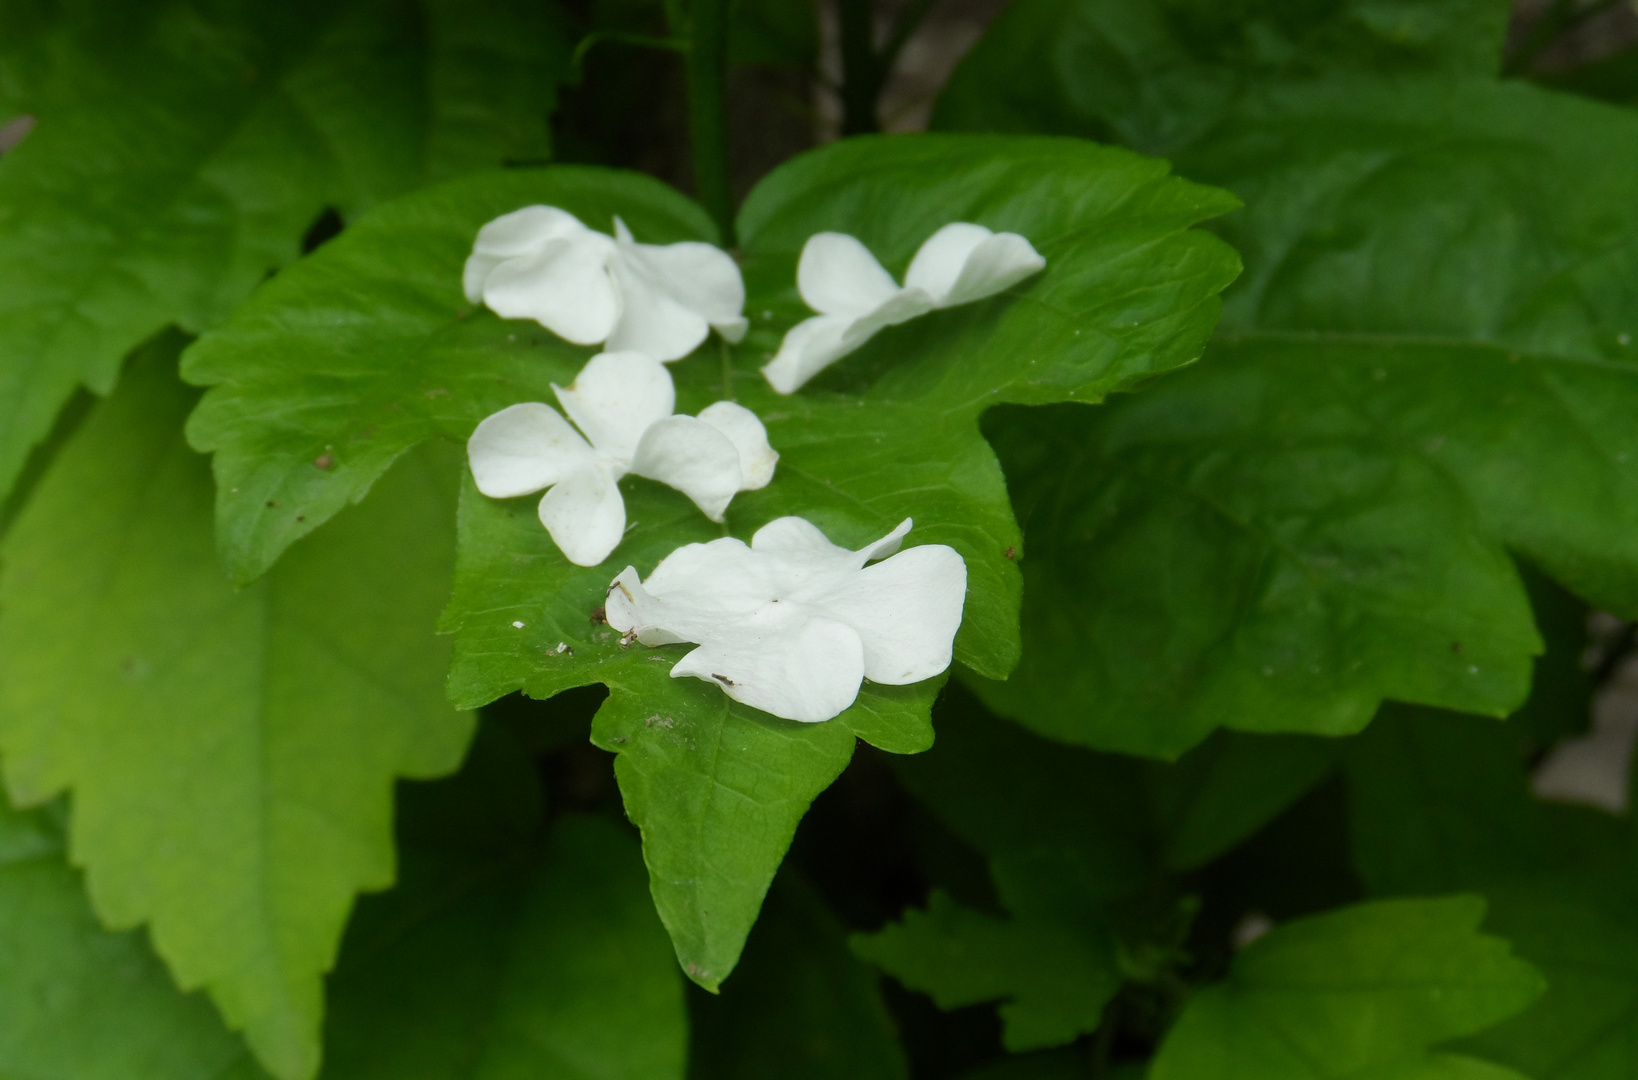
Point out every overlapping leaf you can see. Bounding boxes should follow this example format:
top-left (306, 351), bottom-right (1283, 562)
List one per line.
top-left (690, 874), bottom-right (908, 1080)
top-left (1341, 702), bottom-right (1638, 1080)
top-left (0, 338), bottom-right (474, 1080)
top-left (0, 719), bottom-right (688, 1080)
top-left (0, 796), bottom-right (263, 1080)
top-left (0, 0), bottom-right (569, 509)
top-left (1149, 896), bottom-right (1543, 1080)
top-left (940, 0), bottom-right (1638, 756)
top-left (853, 868), bottom-right (1122, 1052)
top-left (182, 135), bottom-right (1240, 984)
top-left (324, 721), bottom-right (687, 1080)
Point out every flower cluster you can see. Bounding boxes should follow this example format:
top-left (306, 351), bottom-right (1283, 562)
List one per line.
top-left (463, 207), bottom-right (1044, 720)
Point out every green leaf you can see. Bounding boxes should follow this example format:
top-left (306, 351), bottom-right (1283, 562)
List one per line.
top-left (0, 0), bottom-right (570, 507)
top-left (892, 687), bottom-right (1156, 899)
top-left (0, 337), bottom-right (474, 1080)
top-left (324, 720), bottom-right (687, 1080)
top-left (690, 873), bottom-right (908, 1080)
top-left (0, 796), bottom-right (264, 1080)
top-left (1343, 705), bottom-right (1629, 897)
top-left (1457, 878), bottom-right (1638, 1080)
top-left (853, 876), bottom-right (1122, 1052)
top-left (934, 0), bottom-right (1510, 148)
top-left (1148, 730), bottom-right (1340, 870)
top-left (182, 136), bottom-right (1240, 985)
top-left (941, 37), bottom-right (1638, 755)
top-left (967, 378), bottom-right (1538, 758)
top-left (1149, 896), bottom-right (1543, 1080)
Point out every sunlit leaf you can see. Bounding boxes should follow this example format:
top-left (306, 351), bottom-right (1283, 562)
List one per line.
top-left (0, 337), bottom-right (473, 1080)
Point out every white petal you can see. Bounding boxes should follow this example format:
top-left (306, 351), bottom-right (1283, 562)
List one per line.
top-left (467, 403), bottom-right (595, 498)
top-left (616, 217), bottom-right (747, 326)
top-left (472, 205), bottom-right (589, 256)
top-left (903, 222), bottom-right (994, 305)
top-left (538, 465), bottom-right (626, 567)
top-left (605, 566), bottom-right (690, 646)
top-left (553, 351), bottom-right (675, 463)
top-left (671, 610), bottom-right (866, 722)
top-left (644, 537), bottom-right (774, 617)
top-left (605, 253), bottom-right (712, 362)
top-left (922, 227), bottom-right (1046, 309)
top-left (481, 233), bottom-right (621, 345)
top-left (751, 516), bottom-right (850, 560)
top-left (697, 401), bottom-right (778, 490)
top-left (761, 314), bottom-right (855, 395)
top-left (810, 543), bottom-right (966, 684)
top-left (463, 252), bottom-right (505, 304)
top-left (855, 517), bottom-right (913, 565)
top-left (629, 415), bottom-right (744, 521)
top-left (797, 233), bottom-right (903, 317)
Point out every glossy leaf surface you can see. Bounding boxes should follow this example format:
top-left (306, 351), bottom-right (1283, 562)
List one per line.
top-left (183, 137), bottom-right (1240, 984)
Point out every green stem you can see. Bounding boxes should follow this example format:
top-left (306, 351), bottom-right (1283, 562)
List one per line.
top-left (839, 0), bottom-right (879, 135)
top-left (687, 0), bottom-right (735, 246)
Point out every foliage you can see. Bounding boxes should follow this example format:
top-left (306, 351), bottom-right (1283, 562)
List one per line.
top-left (1, 0), bottom-right (1636, 1076)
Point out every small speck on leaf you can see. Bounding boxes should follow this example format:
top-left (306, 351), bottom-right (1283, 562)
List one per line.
top-left (314, 454), bottom-right (333, 470)
top-left (512, 620), bottom-right (526, 629)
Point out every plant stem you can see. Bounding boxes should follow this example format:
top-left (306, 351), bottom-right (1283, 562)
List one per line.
top-left (687, 0), bottom-right (735, 245)
top-left (838, 0), bottom-right (879, 134)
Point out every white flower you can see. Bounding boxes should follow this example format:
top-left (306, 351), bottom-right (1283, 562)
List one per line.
top-left (761, 222), bottom-right (1047, 394)
top-left (464, 206), bottom-right (749, 361)
top-left (605, 517), bottom-right (967, 722)
top-left (467, 352), bottom-right (777, 567)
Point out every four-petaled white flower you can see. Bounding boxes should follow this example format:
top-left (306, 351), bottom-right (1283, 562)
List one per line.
top-left (464, 206), bottom-right (749, 361)
top-left (605, 517), bottom-right (967, 722)
top-left (761, 222), bottom-right (1047, 394)
top-left (467, 352), bottom-right (777, 567)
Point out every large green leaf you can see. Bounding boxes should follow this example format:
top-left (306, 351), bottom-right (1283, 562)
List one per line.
top-left (324, 721), bottom-right (687, 1080)
top-left (933, 0), bottom-right (1510, 149)
top-left (1149, 896), bottom-right (1543, 1080)
top-left (182, 137), bottom-right (1240, 985)
top-left (689, 873), bottom-right (908, 1080)
top-left (0, 796), bottom-right (264, 1080)
top-left (0, 0), bottom-right (569, 508)
top-left (0, 338), bottom-right (474, 1080)
top-left (940, 9), bottom-right (1638, 755)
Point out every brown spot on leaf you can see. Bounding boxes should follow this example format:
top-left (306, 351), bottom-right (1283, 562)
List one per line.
top-left (314, 454), bottom-right (333, 470)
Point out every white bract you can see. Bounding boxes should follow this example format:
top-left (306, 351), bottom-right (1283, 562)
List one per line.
top-left (761, 222), bottom-right (1046, 394)
top-left (605, 517), bottom-right (967, 722)
top-left (464, 206), bottom-right (748, 361)
top-left (467, 352), bottom-right (777, 567)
